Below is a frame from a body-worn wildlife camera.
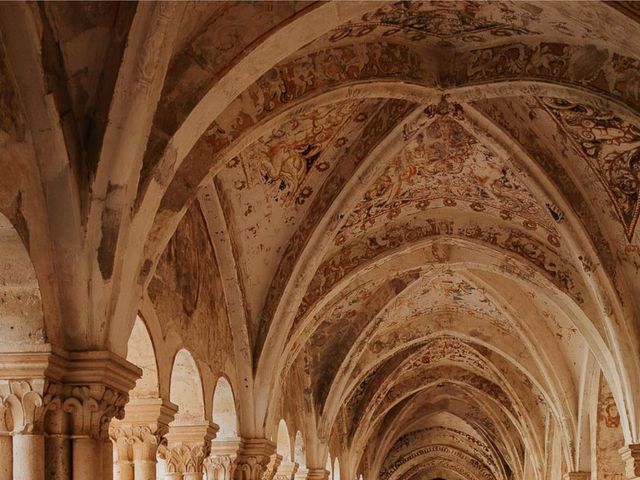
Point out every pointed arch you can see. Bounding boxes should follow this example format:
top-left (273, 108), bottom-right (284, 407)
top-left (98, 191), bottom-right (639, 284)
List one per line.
top-left (277, 419), bottom-right (292, 462)
top-left (295, 431), bottom-right (306, 469)
top-left (125, 315), bottom-right (159, 398)
top-left (212, 376), bottom-right (239, 439)
top-left (170, 348), bottom-right (205, 423)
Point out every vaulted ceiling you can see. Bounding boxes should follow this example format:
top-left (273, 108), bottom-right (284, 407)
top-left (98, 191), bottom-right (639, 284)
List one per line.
top-left (0, 2), bottom-right (639, 480)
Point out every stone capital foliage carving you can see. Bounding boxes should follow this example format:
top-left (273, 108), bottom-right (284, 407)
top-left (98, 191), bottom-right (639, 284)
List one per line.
top-left (262, 453), bottom-right (283, 480)
top-left (0, 379), bottom-right (52, 434)
top-left (235, 438), bottom-right (277, 480)
top-left (158, 443), bottom-right (210, 474)
top-left (236, 456), bottom-right (268, 480)
top-left (205, 453), bottom-right (237, 480)
top-left (109, 423), bottom-right (162, 461)
top-left (0, 349), bottom-right (140, 438)
top-left (62, 384), bottom-right (128, 440)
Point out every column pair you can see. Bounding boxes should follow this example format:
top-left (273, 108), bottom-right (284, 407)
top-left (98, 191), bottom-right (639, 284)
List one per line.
top-left (110, 398), bottom-right (178, 480)
top-left (204, 438), bottom-right (242, 480)
top-left (0, 348), bottom-right (141, 480)
top-left (158, 421), bottom-right (218, 480)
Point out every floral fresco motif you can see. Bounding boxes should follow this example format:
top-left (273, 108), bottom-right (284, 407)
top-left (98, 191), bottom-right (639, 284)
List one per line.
top-left (336, 116), bottom-right (557, 245)
top-left (540, 97), bottom-right (640, 240)
top-left (228, 100), bottom-right (364, 206)
top-left (330, 1), bottom-right (539, 45)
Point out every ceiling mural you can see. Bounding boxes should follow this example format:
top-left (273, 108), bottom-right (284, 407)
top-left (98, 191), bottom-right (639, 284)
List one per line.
top-left (335, 114), bottom-right (559, 247)
top-left (226, 100), bottom-right (366, 207)
top-left (329, 1), bottom-right (540, 45)
top-left (539, 97), bottom-right (640, 240)
top-left (2, 3), bottom-right (639, 480)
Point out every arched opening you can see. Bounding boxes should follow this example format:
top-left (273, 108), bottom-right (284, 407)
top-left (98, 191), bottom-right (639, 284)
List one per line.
top-left (212, 376), bottom-right (239, 439)
top-left (126, 315), bottom-right (159, 398)
top-left (333, 457), bottom-right (341, 480)
top-left (294, 431), bottom-right (306, 469)
top-left (0, 213), bottom-right (44, 350)
top-left (170, 348), bottom-right (205, 424)
top-left (277, 418), bottom-right (292, 462)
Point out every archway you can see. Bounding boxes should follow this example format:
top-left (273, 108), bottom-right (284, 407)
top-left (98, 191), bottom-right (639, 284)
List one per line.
top-left (277, 419), bottom-right (292, 462)
top-left (212, 376), bottom-right (239, 439)
top-left (169, 349), bottom-right (205, 424)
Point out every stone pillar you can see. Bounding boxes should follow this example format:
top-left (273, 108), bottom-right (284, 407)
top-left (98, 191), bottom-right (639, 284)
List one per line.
top-left (0, 354), bottom-right (64, 480)
top-left (304, 468), bottom-right (329, 480)
top-left (0, 399), bottom-right (13, 480)
top-left (234, 439), bottom-right (276, 480)
top-left (158, 422), bottom-right (217, 480)
top-left (620, 444), bottom-right (640, 480)
top-left (0, 349), bottom-right (141, 480)
top-left (293, 468), bottom-right (308, 480)
top-left (274, 461), bottom-right (299, 480)
top-left (110, 398), bottom-right (178, 480)
top-left (204, 438), bottom-right (243, 480)
top-left (60, 351), bottom-right (141, 480)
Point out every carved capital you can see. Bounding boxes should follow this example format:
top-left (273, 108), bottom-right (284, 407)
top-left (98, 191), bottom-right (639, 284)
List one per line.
top-left (305, 468), bottom-right (330, 480)
top-left (0, 349), bottom-right (140, 439)
top-left (109, 396), bottom-right (177, 459)
top-left (206, 438), bottom-right (243, 480)
top-left (263, 453), bottom-right (283, 480)
top-left (158, 443), bottom-right (209, 474)
top-left (620, 444), bottom-right (640, 480)
top-left (62, 384), bottom-right (127, 440)
top-left (235, 439), bottom-right (277, 480)
top-left (109, 423), bottom-right (162, 462)
top-left (159, 421), bottom-right (218, 474)
top-left (0, 379), bottom-right (62, 434)
top-left (59, 351), bottom-right (141, 440)
top-left (205, 453), bottom-right (237, 480)
top-left (274, 461), bottom-right (299, 480)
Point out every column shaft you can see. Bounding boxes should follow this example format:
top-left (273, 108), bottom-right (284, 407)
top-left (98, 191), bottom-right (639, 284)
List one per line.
top-left (0, 435), bottom-right (12, 480)
top-left (133, 460), bottom-right (157, 480)
top-left (72, 437), bottom-right (103, 480)
top-left (13, 434), bottom-right (45, 480)
top-left (45, 435), bottom-right (71, 480)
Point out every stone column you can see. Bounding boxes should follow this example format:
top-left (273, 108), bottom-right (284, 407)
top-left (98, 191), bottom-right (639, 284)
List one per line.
top-left (0, 399), bottom-right (12, 480)
top-left (60, 351), bottom-right (141, 480)
top-left (620, 444), bottom-right (640, 480)
top-left (274, 461), bottom-right (299, 480)
top-left (109, 398), bottom-right (178, 480)
top-left (0, 353), bottom-right (65, 480)
top-left (234, 439), bottom-right (276, 480)
top-left (204, 438), bottom-right (243, 480)
top-left (293, 468), bottom-right (308, 480)
top-left (158, 422), bottom-right (217, 480)
top-left (0, 349), bottom-right (141, 480)
top-left (304, 468), bottom-right (329, 480)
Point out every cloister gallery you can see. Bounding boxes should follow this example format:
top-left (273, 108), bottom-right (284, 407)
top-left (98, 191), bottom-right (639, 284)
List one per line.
top-left (0, 1), bottom-right (639, 480)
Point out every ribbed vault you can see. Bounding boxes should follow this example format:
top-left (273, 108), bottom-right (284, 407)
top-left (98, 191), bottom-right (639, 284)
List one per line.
top-left (0, 2), bottom-right (639, 480)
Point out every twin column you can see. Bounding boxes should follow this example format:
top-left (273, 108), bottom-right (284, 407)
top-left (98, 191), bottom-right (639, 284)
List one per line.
top-left (0, 349), bottom-right (141, 480)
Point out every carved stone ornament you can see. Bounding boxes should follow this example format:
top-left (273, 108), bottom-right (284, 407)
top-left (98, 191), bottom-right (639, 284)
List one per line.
top-left (158, 442), bottom-right (210, 473)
